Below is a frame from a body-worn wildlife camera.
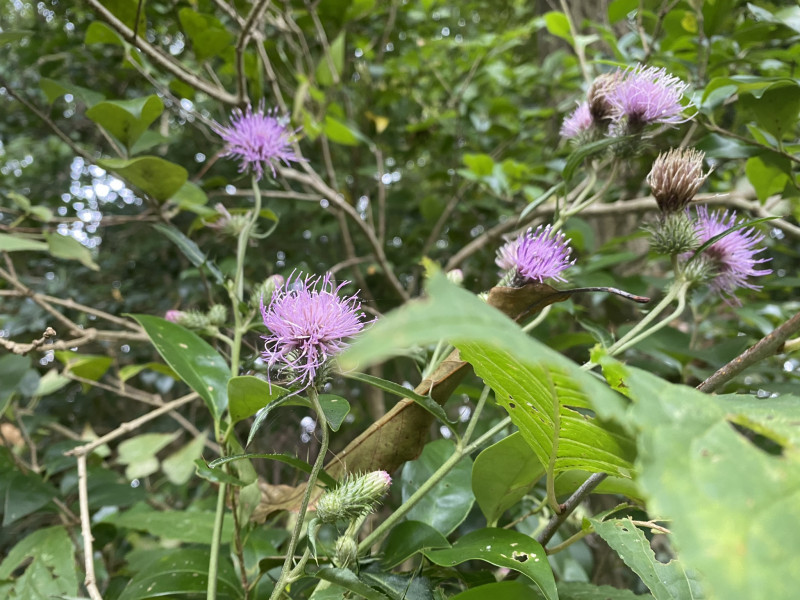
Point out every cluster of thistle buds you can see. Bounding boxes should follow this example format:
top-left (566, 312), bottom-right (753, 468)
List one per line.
top-left (308, 471), bottom-right (392, 569)
top-left (165, 304), bottom-right (227, 330)
top-left (647, 147), bottom-right (709, 256)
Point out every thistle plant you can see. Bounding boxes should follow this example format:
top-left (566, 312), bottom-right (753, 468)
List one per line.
top-left (496, 225), bottom-right (575, 287)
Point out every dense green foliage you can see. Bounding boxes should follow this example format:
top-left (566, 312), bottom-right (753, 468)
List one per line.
top-left (2, 0), bottom-right (800, 599)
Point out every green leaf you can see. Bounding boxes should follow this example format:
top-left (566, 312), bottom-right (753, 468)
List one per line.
top-left (558, 581), bottom-right (651, 599)
top-left (152, 223), bottom-right (224, 283)
top-left (472, 432), bottom-right (544, 526)
top-left (745, 154), bottom-right (792, 202)
top-left (208, 453), bottom-right (337, 488)
top-left (344, 371), bottom-right (456, 428)
top-left (44, 233), bottom-right (100, 270)
top-left (0, 527), bottom-right (77, 597)
top-left (0, 355), bottom-right (30, 413)
top-left (162, 434), bottom-right (208, 485)
top-left (194, 459), bottom-right (250, 486)
top-left (0, 467), bottom-right (57, 527)
top-left (86, 96), bottom-right (164, 151)
top-left (590, 517), bottom-right (702, 600)
top-left (0, 30), bottom-right (33, 46)
top-left (544, 11), bottom-right (572, 42)
top-left (178, 9), bottom-right (234, 61)
top-left (98, 156), bottom-right (188, 202)
top-left (0, 233), bottom-right (48, 252)
top-left (117, 431), bottom-right (180, 479)
top-left (340, 273), bottom-right (635, 479)
top-left (84, 21), bottom-right (124, 46)
top-left (128, 315), bottom-right (230, 421)
top-left (103, 505), bottom-right (235, 545)
top-left (54, 351), bottom-right (112, 381)
top-left (319, 394), bottom-right (351, 431)
top-left (314, 568), bottom-right (390, 600)
top-left (608, 0), bottom-right (638, 23)
top-left (119, 362), bottom-right (178, 382)
top-left (740, 81), bottom-right (800, 140)
top-left (562, 136), bottom-right (627, 182)
top-left (451, 582), bottom-right (541, 600)
top-left (117, 548), bottom-right (242, 600)
top-left (33, 369), bottom-right (70, 396)
top-left (228, 375), bottom-right (291, 424)
top-left (171, 180), bottom-right (209, 211)
top-left (316, 32), bottom-right (346, 86)
top-left (380, 520), bottom-right (450, 568)
top-left (720, 394), bottom-right (800, 447)
top-left (39, 77), bottom-right (104, 107)
top-left (401, 439), bottom-right (474, 535)
top-left (323, 115), bottom-right (361, 145)
top-left (596, 360), bottom-right (800, 600)
top-left (423, 528), bottom-right (557, 600)
top-left (462, 153), bottom-right (495, 177)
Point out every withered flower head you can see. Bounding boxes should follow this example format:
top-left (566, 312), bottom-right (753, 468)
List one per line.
top-left (587, 70), bottom-right (624, 123)
top-left (647, 148), bottom-right (709, 213)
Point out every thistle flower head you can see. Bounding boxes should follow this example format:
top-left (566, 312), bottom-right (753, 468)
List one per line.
top-left (496, 225), bottom-right (575, 286)
top-left (214, 102), bottom-right (299, 180)
top-left (608, 64), bottom-right (690, 134)
top-left (647, 148), bottom-right (710, 213)
top-left (587, 70), bottom-right (624, 123)
top-left (560, 101), bottom-right (594, 139)
top-left (260, 272), bottom-right (369, 389)
top-left (315, 471), bottom-right (392, 524)
top-left (165, 310), bottom-right (183, 323)
top-left (689, 206), bottom-right (772, 302)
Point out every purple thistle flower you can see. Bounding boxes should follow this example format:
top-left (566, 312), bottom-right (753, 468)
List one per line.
top-left (260, 272), bottom-right (369, 389)
top-left (691, 206), bottom-right (772, 301)
top-left (214, 102), bottom-right (299, 180)
top-left (560, 102), bottom-right (593, 139)
top-left (496, 225), bottom-right (575, 285)
top-left (165, 310), bottom-right (184, 323)
top-left (608, 64), bottom-right (690, 133)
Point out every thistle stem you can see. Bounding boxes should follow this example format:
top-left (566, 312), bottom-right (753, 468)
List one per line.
top-left (269, 387), bottom-right (329, 600)
top-left (206, 481), bottom-right (228, 600)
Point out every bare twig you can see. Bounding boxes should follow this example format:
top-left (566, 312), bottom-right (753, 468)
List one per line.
top-left (697, 310), bottom-right (800, 393)
top-left (77, 454), bottom-right (104, 600)
top-left (84, 0), bottom-right (238, 105)
top-left (235, 0), bottom-right (272, 104)
top-left (537, 472), bottom-right (608, 547)
top-left (304, 0), bottom-right (340, 85)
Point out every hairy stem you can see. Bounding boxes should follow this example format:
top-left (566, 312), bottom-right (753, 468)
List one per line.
top-left (269, 387), bottom-right (330, 599)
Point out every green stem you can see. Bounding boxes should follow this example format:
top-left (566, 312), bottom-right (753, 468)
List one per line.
top-left (207, 480), bottom-right (228, 600)
top-left (358, 411), bottom-right (512, 554)
top-left (546, 528), bottom-right (590, 555)
top-left (269, 387), bottom-right (329, 600)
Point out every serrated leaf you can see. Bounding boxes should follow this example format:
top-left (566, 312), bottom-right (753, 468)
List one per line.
top-left (590, 517), bottom-right (703, 600)
top-left (424, 528), bottom-right (557, 600)
top-left (127, 315), bottom-right (229, 421)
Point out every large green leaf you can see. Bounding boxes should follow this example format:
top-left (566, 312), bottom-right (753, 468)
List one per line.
top-left (401, 439), bottom-right (474, 536)
top-left (739, 80), bottom-right (800, 140)
top-left (0, 526), bottom-right (77, 598)
top-left (557, 582), bottom-right (652, 599)
top-left (128, 315), bottom-right (229, 421)
top-left (314, 568), bottom-right (390, 600)
top-left (178, 9), bottom-right (234, 61)
top-left (342, 273), bottom-right (636, 479)
top-left (596, 358), bottom-right (800, 600)
top-left (472, 432), bottom-right (544, 526)
top-left (117, 548), bottom-right (242, 600)
top-left (380, 520), bottom-right (450, 568)
top-left (450, 582), bottom-right (540, 600)
top-left (423, 528), bottom-right (557, 600)
top-left (116, 431), bottom-right (180, 479)
top-left (45, 233), bottom-right (100, 270)
top-left (98, 157), bottom-right (188, 202)
top-left (589, 517), bottom-right (703, 600)
top-left (86, 95), bottom-right (164, 151)
top-left (39, 77), bottom-right (104, 107)
top-left (0, 449), bottom-right (57, 526)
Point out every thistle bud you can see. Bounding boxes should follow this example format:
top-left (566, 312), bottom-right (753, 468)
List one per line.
top-left (250, 274), bottom-right (285, 309)
top-left (175, 310), bottom-right (211, 330)
top-left (315, 471), bottom-right (392, 524)
top-left (205, 203), bottom-right (252, 237)
top-left (647, 148), bottom-right (709, 214)
top-left (207, 304), bottom-right (228, 326)
top-left (446, 269), bottom-right (464, 285)
top-left (649, 211), bottom-right (699, 256)
top-left (333, 535), bottom-right (359, 569)
top-left (165, 310), bottom-right (184, 323)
